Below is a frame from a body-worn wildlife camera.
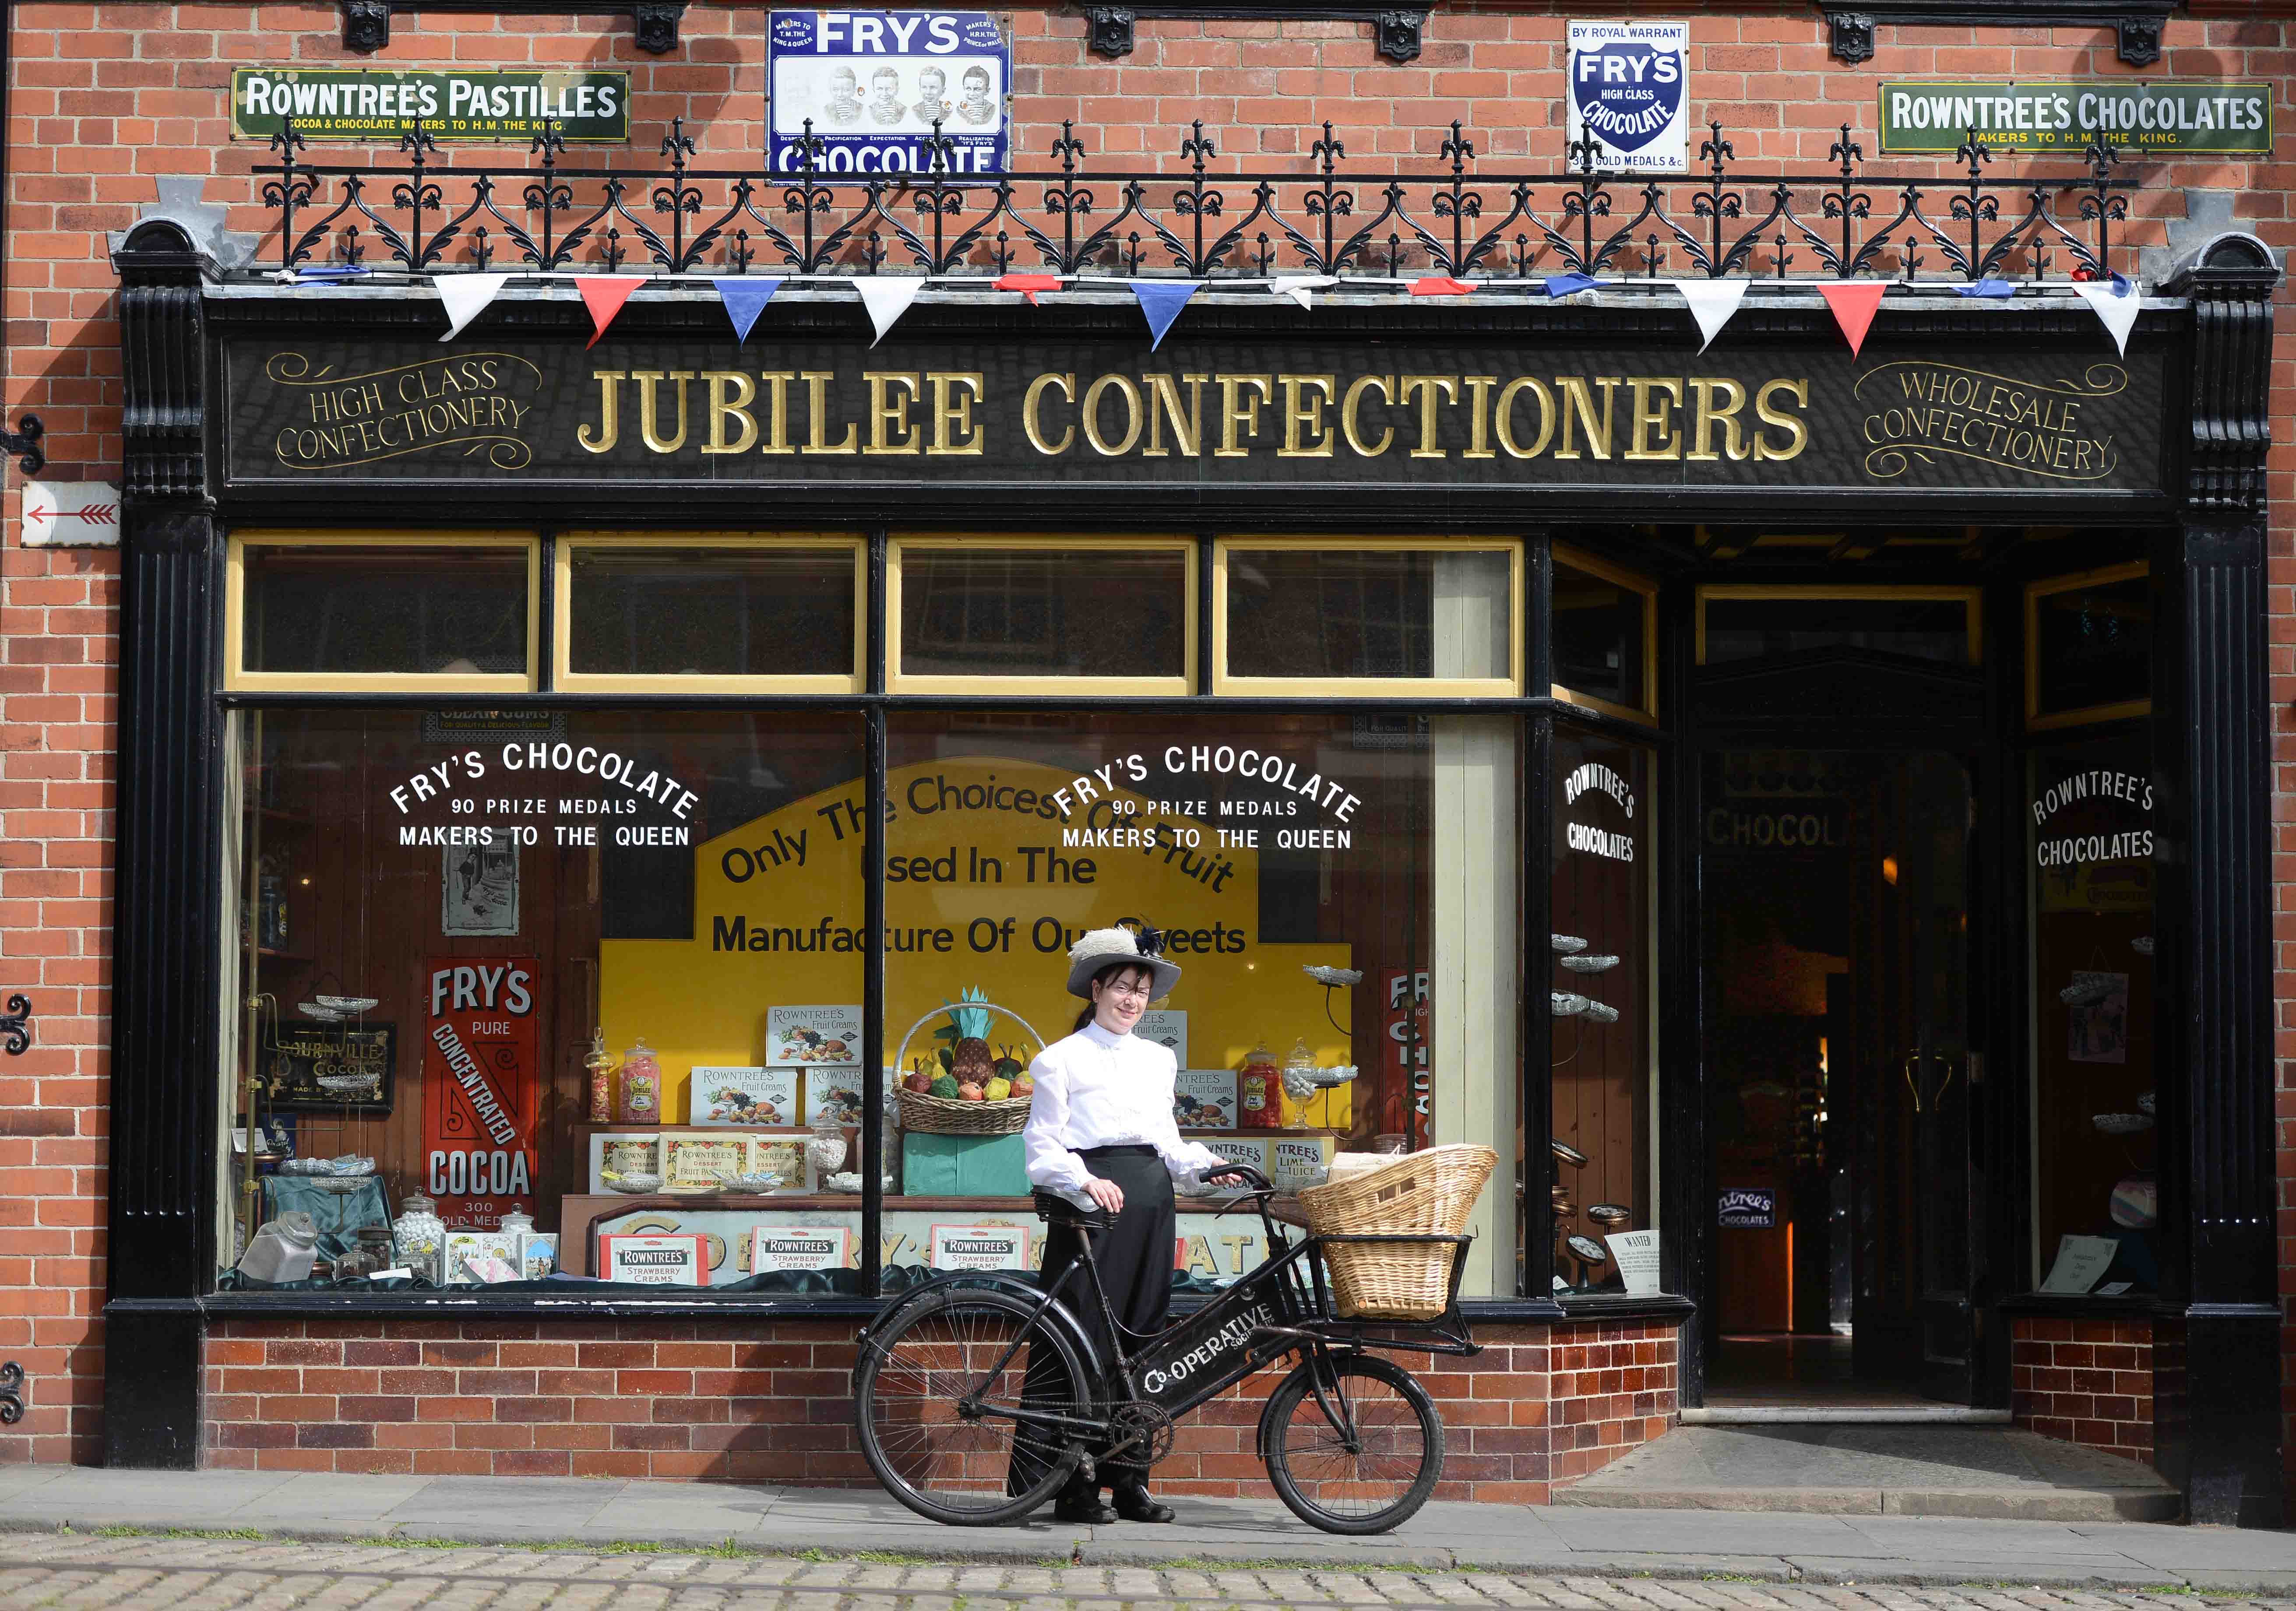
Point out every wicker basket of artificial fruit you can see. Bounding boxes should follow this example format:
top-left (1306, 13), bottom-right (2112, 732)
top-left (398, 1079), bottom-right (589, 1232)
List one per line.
top-left (892, 989), bottom-right (1043, 1135)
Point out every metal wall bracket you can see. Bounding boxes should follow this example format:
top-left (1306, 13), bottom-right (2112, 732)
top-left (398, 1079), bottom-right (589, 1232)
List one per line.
top-left (0, 994), bottom-right (29, 1056)
top-left (342, 1), bottom-right (686, 56)
top-left (0, 1362), bottom-right (23, 1425)
top-left (1820, 2), bottom-right (2175, 68)
top-left (1083, 1), bottom-right (1426, 63)
top-left (0, 416), bottom-right (43, 478)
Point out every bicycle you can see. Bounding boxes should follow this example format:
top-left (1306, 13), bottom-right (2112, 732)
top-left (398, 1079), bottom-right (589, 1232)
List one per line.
top-left (850, 1163), bottom-right (1480, 1534)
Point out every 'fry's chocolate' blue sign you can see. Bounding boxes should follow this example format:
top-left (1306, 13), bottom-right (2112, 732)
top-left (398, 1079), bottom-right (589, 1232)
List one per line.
top-left (1567, 20), bottom-right (1689, 174)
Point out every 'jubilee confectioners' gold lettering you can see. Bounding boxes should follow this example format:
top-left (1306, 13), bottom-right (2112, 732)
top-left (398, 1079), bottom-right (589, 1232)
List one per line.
top-left (577, 367), bottom-right (1812, 465)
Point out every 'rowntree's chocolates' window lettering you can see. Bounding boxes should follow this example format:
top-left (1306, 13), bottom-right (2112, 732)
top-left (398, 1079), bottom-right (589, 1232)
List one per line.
top-left (568, 547), bottom-right (855, 678)
top-left (242, 547), bottom-right (528, 675)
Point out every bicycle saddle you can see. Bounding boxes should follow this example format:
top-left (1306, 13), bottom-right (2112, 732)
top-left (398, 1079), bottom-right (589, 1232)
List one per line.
top-left (1031, 1190), bottom-right (1113, 1230)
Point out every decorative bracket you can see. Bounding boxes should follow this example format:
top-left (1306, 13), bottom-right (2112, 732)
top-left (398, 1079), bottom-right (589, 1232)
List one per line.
top-left (0, 417), bottom-right (42, 478)
top-left (1821, 3), bottom-right (2174, 68)
top-left (0, 994), bottom-right (28, 1056)
top-left (1084, 1), bottom-right (1425, 64)
top-left (0, 1362), bottom-right (22, 1425)
top-left (343, 2), bottom-right (685, 56)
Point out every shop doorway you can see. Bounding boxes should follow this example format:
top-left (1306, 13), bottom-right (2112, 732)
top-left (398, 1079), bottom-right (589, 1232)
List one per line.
top-left (1700, 748), bottom-right (1977, 1408)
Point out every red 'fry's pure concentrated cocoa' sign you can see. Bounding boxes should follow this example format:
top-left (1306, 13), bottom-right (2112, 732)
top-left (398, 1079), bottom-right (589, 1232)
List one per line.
top-left (423, 958), bottom-right (540, 1229)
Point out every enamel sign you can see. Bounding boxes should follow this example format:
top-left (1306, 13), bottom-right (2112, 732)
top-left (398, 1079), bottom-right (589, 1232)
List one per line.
top-left (1566, 20), bottom-right (1689, 175)
top-left (768, 11), bottom-right (1008, 176)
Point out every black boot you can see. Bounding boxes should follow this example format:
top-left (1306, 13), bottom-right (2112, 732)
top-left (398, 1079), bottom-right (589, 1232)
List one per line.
top-left (1109, 1478), bottom-right (1175, 1524)
top-left (1051, 1474), bottom-right (1114, 1524)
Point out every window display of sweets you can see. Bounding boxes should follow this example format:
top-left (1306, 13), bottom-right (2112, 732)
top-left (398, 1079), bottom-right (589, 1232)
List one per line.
top-left (1237, 1038), bottom-right (1282, 1130)
top-left (588, 1132), bottom-right (664, 1192)
top-left (691, 1066), bottom-right (796, 1126)
top-left (585, 1027), bottom-right (614, 1124)
top-left (238, 1213), bottom-right (319, 1284)
top-left (616, 1036), bottom-right (662, 1123)
top-left (389, 1195), bottom-right (447, 1285)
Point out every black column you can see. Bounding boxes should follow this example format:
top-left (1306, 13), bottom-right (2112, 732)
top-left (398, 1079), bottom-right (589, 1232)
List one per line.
top-left (2152, 234), bottom-right (2282, 1527)
top-left (102, 221), bottom-right (219, 1467)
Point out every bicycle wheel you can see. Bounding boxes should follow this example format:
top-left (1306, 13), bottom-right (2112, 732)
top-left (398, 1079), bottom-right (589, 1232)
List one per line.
top-left (854, 1284), bottom-right (1092, 1527)
top-left (1261, 1353), bottom-right (1444, 1534)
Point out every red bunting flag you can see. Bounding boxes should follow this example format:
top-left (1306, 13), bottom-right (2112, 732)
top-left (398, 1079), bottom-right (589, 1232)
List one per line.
top-left (993, 273), bottom-right (1063, 305)
top-left (1409, 276), bottom-right (1476, 298)
top-left (1818, 281), bottom-right (1888, 359)
top-left (579, 276), bottom-right (644, 348)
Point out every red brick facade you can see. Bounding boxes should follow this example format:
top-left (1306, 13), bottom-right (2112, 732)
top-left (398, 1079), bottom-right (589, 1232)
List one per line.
top-left (2010, 1315), bottom-right (2189, 1467)
top-left (203, 1316), bottom-right (1670, 1502)
top-left (0, 0), bottom-right (2291, 1506)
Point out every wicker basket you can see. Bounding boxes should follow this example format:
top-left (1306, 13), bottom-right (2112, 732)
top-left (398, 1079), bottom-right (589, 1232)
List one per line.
top-left (891, 999), bottom-right (1045, 1136)
top-left (1295, 1143), bottom-right (1498, 1319)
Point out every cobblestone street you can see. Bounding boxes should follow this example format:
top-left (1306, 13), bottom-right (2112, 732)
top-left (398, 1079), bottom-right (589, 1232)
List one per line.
top-left (4, 1537), bottom-right (2296, 1611)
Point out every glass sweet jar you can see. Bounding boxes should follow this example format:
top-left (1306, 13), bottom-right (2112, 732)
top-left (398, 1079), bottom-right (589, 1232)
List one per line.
top-left (391, 1193), bottom-right (447, 1285)
top-left (1238, 1037), bottom-right (1282, 1130)
top-left (584, 1027), bottom-right (615, 1124)
top-left (807, 1109), bottom-right (848, 1176)
top-left (616, 1037), bottom-right (662, 1124)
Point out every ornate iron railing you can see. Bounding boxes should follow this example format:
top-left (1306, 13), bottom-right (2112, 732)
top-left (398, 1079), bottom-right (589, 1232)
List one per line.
top-left (255, 116), bottom-right (2138, 283)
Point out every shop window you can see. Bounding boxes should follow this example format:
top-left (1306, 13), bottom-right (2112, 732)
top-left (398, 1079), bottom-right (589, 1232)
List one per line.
top-left (2029, 731), bottom-right (2156, 1295)
top-left (1551, 547), bottom-right (1655, 720)
top-left (1697, 587), bottom-right (1979, 666)
top-left (217, 709), bottom-right (867, 1295)
top-left (558, 536), bottom-right (863, 691)
top-left (889, 540), bottom-right (1192, 691)
top-left (880, 711), bottom-right (1521, 1299)
top-left (2027, 564), bottom-right (2150, 728)
top-left (1215, 542), bottom-right (1518, 694)
top-left (229, 536), bottom-right (536, 691)
top-left (1549, 728), bottom-right (1655, 1299)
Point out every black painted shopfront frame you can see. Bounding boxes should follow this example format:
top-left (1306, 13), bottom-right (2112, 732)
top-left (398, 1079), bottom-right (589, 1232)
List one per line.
top-left (103, 220), bottom-right (2282, 1523)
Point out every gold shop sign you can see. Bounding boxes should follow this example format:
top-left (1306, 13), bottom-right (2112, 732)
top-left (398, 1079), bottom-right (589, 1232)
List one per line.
top-left (1856, 362), bottom-right (2126, 484)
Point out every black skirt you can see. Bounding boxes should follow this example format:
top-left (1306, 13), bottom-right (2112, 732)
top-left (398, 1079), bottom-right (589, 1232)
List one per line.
top-left (1009, 1144), bottom-right (1175, 1493)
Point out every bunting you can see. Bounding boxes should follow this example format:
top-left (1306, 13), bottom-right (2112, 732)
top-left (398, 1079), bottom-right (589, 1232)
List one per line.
top-left (1670, 279), bottom-right (1750, 354)
top-left (1817, 281), bottom-right (1888, 359)
top-left (993, 273), bottom-right (1063, 304)
top-left (1543, 274), bottom-right (1602, 299)
top-left (1130, 280), bottom-right (1201, 350)
top-left (1955, 278), bottom-right (2017, 299)
top-left (855, 275), bottom-right (927, 345)
top-left (713, 278), bottom-right (782, 343)
top-left (435, 272), bottom-right (511, 342)
top-left (578, 275), bottom-right (644, 348)
top-left (2071, 273), bottom-right (2141, 357)
top-left (1409, 276), bottom-right (1475, 297)
top-left (1270, 274), bottom-right (1340, 310)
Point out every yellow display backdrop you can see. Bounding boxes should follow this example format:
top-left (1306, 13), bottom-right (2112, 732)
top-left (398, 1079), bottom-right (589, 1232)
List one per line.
top-left (602, 754), bottom-right (1356, 1129)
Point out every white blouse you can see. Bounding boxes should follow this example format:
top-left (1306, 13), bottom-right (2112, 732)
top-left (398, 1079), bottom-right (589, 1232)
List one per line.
top-left (1021, 1020), bottom-right (1230, 1199)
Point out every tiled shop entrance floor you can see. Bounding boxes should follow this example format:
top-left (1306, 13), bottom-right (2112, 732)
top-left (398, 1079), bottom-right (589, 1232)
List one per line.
top-left (1558, 1425), bottom-right (2179, 1520)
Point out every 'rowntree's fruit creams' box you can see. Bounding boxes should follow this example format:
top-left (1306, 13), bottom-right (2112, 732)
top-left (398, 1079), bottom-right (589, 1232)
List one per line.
top-left (1173, 1069), bottom-right (1236, 1129)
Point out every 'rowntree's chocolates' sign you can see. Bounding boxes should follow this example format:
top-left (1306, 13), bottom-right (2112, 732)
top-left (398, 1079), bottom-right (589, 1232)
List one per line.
top-left (1879, 81), bottom-right (2271, 156)
top-left (224, 339), bottom-right (2166, 498)
top-left (232, 68), bottom-right (630, 144)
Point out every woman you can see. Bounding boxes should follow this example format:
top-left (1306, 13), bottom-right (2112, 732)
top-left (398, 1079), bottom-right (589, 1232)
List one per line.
top-left (1012, 922), bottom-right (1243, 1524)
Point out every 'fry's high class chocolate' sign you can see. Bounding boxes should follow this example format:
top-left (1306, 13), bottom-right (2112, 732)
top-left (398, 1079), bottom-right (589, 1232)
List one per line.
top-left (225, 335), bottom-right (2165, 499)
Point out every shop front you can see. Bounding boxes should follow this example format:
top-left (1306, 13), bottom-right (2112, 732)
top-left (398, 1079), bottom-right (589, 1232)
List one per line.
top-left (97, 128), bottom-right (2282, 1520)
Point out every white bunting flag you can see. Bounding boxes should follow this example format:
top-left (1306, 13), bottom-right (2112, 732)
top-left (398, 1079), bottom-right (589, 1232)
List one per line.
top-left (435, 273), bottom-right (512, 342)
top-left (2072, 274), bottom-right (2141, 357)
top-left (1670, 278), bottom-right (1750, 354)
top-left (855, 275), bottom-right (926, 346)
top-left (1270, 275), bottom-right (1339, 310)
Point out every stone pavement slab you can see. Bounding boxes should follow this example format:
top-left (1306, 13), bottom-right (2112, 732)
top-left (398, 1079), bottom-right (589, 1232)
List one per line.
top-left (0, 1467), bottom-right (2292, 1591)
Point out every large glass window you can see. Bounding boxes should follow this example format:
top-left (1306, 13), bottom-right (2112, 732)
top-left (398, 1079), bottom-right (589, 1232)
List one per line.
top-left (881, 712), bottom-right (1520, 1298)
top-left (1552, 549), bottom-right (1654, 718)
top-left (2028, 731), bottom-right (2155, 1294)
top-left (560, 537), bottom-right (862, 689)
top-left (231, 536), bottom-right (536, 689)
top-left (1699, 588), bottom-right (1978, 667)
top-left (219, 708), bottom-right (867, 1294)
top-left (2028, 564), bottom-right (2150, 726)
top-left (891, 540), bottom-right (1192, 689)
top-left (1549, 728), bottom-right (1654, 1297)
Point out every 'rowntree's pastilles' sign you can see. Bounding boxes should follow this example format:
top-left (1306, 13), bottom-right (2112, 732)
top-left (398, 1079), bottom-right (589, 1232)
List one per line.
top-left (232, 68), bottom-right (630, 144)
top-left (1879, 81), bottom-right (2271, 155)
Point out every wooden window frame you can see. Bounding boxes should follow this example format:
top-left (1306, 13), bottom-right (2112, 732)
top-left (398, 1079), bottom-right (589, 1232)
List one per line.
top-left (1694, 583), bottom-right (1983, 667)
top-left (1211, 537), bottom-right (1523, 698)
top-left (886, 535), bottom-right (1197, 696)
top-left (553, 532), bottom-right (867, 694)
top-left (225, 531), bottom-right (539, 693)
top-left (1551, 542), bottom-right (1658, 725)
top-left (2025, 560), bottom-right (2151, 731)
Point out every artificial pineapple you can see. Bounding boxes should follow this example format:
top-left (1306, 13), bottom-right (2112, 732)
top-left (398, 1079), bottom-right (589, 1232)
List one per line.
top-left (936, 987), bottom-right (997, 1087)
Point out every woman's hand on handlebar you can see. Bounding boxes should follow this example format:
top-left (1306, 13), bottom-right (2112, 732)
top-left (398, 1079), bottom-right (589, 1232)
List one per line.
top-left (1200, 1163), bottom-right (1272, 1192)
top-left (1085, 1177), bottom-right (1125, 1213)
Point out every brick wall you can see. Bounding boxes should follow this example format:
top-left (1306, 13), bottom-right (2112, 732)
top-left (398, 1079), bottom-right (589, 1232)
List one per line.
top-left (2010, 1316), bottom-right (2183, 1467)
top-left (204, 1315), bottom-right (1669, 1501)
top-left (3, 0), bottom-right (2293, 1478)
